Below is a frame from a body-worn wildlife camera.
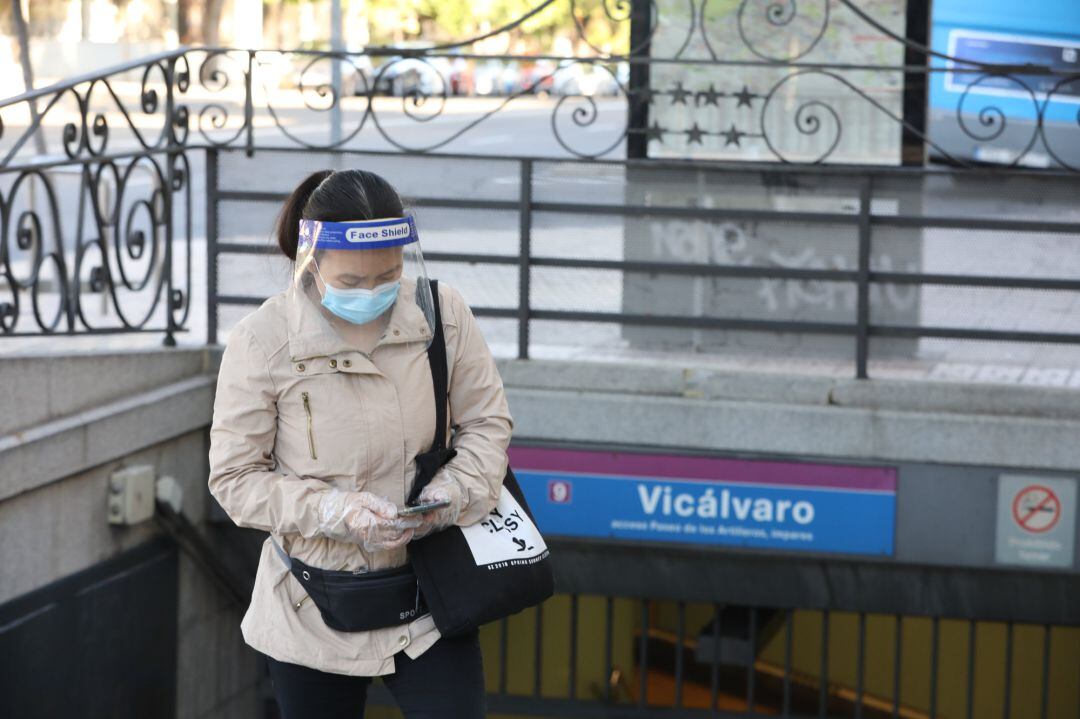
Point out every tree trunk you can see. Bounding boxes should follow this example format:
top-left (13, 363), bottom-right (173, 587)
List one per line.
top-left (264, 1), bottom-right (283, 49)
top-left (202, 0), bottom-right (226, 47)
top-left (11, 0), bottom-right (46, 154)
top-left (177, 0), bottom-right (194, 44)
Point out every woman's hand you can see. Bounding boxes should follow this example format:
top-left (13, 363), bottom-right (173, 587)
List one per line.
top-left (317, 488), bottom-right (423, 551)
top-left (410, 477), bottom-right (464, 540)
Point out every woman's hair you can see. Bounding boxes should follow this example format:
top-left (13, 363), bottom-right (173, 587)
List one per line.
top-left (274, 169), bottom-right (406, 260)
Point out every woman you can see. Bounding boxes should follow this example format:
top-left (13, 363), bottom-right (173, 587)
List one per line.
top-left (207, 168), bottom-right (513, 718)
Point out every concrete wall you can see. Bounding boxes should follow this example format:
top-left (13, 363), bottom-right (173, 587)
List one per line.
top-left (496, 356), bottom-right (1080, 472)
top-left (0, 348), bottom-right (262, 719)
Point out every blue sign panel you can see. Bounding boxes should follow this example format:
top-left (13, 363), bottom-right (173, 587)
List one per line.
top-left (510, 447), bottom-right (897, 557)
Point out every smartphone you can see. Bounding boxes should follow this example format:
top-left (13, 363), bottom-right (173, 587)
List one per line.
top-left (399, 499), bottom-right (451, 516)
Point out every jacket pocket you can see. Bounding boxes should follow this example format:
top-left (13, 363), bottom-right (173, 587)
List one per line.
top-left (301, 391), bottom-right (317, 460)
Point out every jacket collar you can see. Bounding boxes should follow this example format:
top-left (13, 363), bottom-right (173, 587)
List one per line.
top-left (285, 275), bottom-right (431, 361)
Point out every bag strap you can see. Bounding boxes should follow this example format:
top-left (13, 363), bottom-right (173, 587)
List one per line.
top-left (404, 279), bottom-right (455, 507)
top-left (270, 535), bottom-right (293, 569)
top-left (425, 278), bottom-right (450, 452)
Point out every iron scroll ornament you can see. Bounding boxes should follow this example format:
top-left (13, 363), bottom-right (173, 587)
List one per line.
top-left (1, 1), bottom-right (1078, 165)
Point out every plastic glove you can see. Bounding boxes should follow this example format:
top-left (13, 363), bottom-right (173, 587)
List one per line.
top-left (410, 474), bottom-right (465, 540)
top-left (316, 488), bottom-right (423, 552)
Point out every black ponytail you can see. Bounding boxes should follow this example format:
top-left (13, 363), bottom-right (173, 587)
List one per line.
top-left (275, 169), bottom-right (407, 260)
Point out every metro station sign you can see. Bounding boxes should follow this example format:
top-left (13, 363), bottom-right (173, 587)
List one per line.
top-left (509, 446), bottom-right (897, 557)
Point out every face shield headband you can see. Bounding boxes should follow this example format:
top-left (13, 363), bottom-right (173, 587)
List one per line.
top-left (298, 215), bottom-right (420, 252)
top-left (294, 215), bottom-right (421, 285)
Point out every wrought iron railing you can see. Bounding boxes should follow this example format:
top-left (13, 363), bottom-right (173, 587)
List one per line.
top-left (208, 145), bottom-right (1080, 379)
top-left (0, 0), bottom-right (1078, 356)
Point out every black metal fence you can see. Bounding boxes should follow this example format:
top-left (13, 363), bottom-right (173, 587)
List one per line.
top-left (345, 595), bottom-right (1079, 719)
top-left (2, 0), bottom-right (1080, 358)
top-left (208, 145), bottom-right (1080, 379)
top-left (235, 574), bottom-right (1080, 719)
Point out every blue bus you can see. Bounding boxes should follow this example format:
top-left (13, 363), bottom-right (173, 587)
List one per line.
top-left (928, 0), bottom-right (1080, 168)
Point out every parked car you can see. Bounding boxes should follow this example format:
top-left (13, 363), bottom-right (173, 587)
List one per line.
top-left (518, 60), bottom-right (556, 97)
top-left (281, 55), bottom-right (374, 97)
top-left (472, 60), bottom-right (505, 96)
top-left (498, 61), bottom-right (522, 95)
top-left (593, 62), bottom-right (629, 96)
top-left (372, 57), bottom-right (446, 97)
top-left (551, 61), bottom-right (598, 96)
top-left (447, 55), bottom-right (473, 96)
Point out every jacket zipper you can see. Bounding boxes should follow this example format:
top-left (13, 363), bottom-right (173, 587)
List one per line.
top-left (302, 391), bottom-right (317, 459)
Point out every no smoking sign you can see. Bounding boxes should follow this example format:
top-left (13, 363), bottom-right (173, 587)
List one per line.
top-left (995, 475), bottom-right (1076, 568)
top-left (1011, 485), bottom-right (1061, 533)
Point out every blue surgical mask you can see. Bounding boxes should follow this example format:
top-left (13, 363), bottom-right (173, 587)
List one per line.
top-left (320, 280), bottom-right (400, 325)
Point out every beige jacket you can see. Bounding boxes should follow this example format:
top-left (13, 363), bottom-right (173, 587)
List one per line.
top-left (207, 277), bottom-right (513, 676)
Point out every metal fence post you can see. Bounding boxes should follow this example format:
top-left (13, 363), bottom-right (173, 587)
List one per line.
top-left (518, 159), bottom-right (533, 360)
top-left (245, 51), bottom-right (255, 158)
top-left (206, 148), bottom-right (220, 346)
top-left (162, 55), bottom-right (178, 348)
top-left (855, 177), bottom-right (873, 379)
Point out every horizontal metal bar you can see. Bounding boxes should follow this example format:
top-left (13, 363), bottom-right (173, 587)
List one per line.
top-left (530, 256), bottom-right (858, 281)
top-left (215, 295), bottom-right (267, 306)
top-left (215, 243), bottom-right (277, 255)
top-left (871, 271), bottom-right (1080, 291)
top-left (527, 309), bottom-right (854, 334)
top-left (414, 198), bottom-right (522, 212)
top-left (872, 324), bottom-right (1080, 344)
top-left (195, 44), bottom-right (1064, 75)
top-left (531, 201), bottom-right (860, 225)
top-left (872, 214), bottom-right (1080, 235)
top-left (470, 307), bottom-right (520, 319)
top-left (0, 46), bottom-right (192, 109)
top-left (216, 144), bottom-right (1080, 183)
top-left (0, 327), bottom-right (186, 337)
top-left (218, 190), bottom-right (525, 214)
top-left (216, 190), bottom-right (289, 203)
top-left (214, 294), bottom-right (518, 317)
top-left (0, 146), bottom-right (182, 174)
top-left (425, 251), bottom-right (519, 265)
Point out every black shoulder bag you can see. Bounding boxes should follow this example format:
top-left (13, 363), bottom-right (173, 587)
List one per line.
top-left (406, 279), bottom-right (554, 638)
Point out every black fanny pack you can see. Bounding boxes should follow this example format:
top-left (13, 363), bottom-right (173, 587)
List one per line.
top-left (270, 537), bottom-right (428, 632)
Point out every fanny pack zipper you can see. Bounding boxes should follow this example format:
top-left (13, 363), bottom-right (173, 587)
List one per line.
top-left (301, 391), bottom-right (317, 459)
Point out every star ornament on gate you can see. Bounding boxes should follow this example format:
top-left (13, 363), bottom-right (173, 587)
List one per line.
top-left (721, 124), bottom-right (744, 147)
top-left (695, 83), bottom-right (724, 106)
top-left (734, 85), bottom-right (758, 108)
top-left (685, 123), bottom-right (707, 145)
top-left (645, 121), bottom-right (665, 144)
top-left (635, 86), bottom-right (660, 106)
top-left (669, 81), bottom-right (692, 105)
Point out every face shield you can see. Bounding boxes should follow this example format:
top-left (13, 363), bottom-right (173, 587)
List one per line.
top-left (292, 215), bottom-right (436, 348)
